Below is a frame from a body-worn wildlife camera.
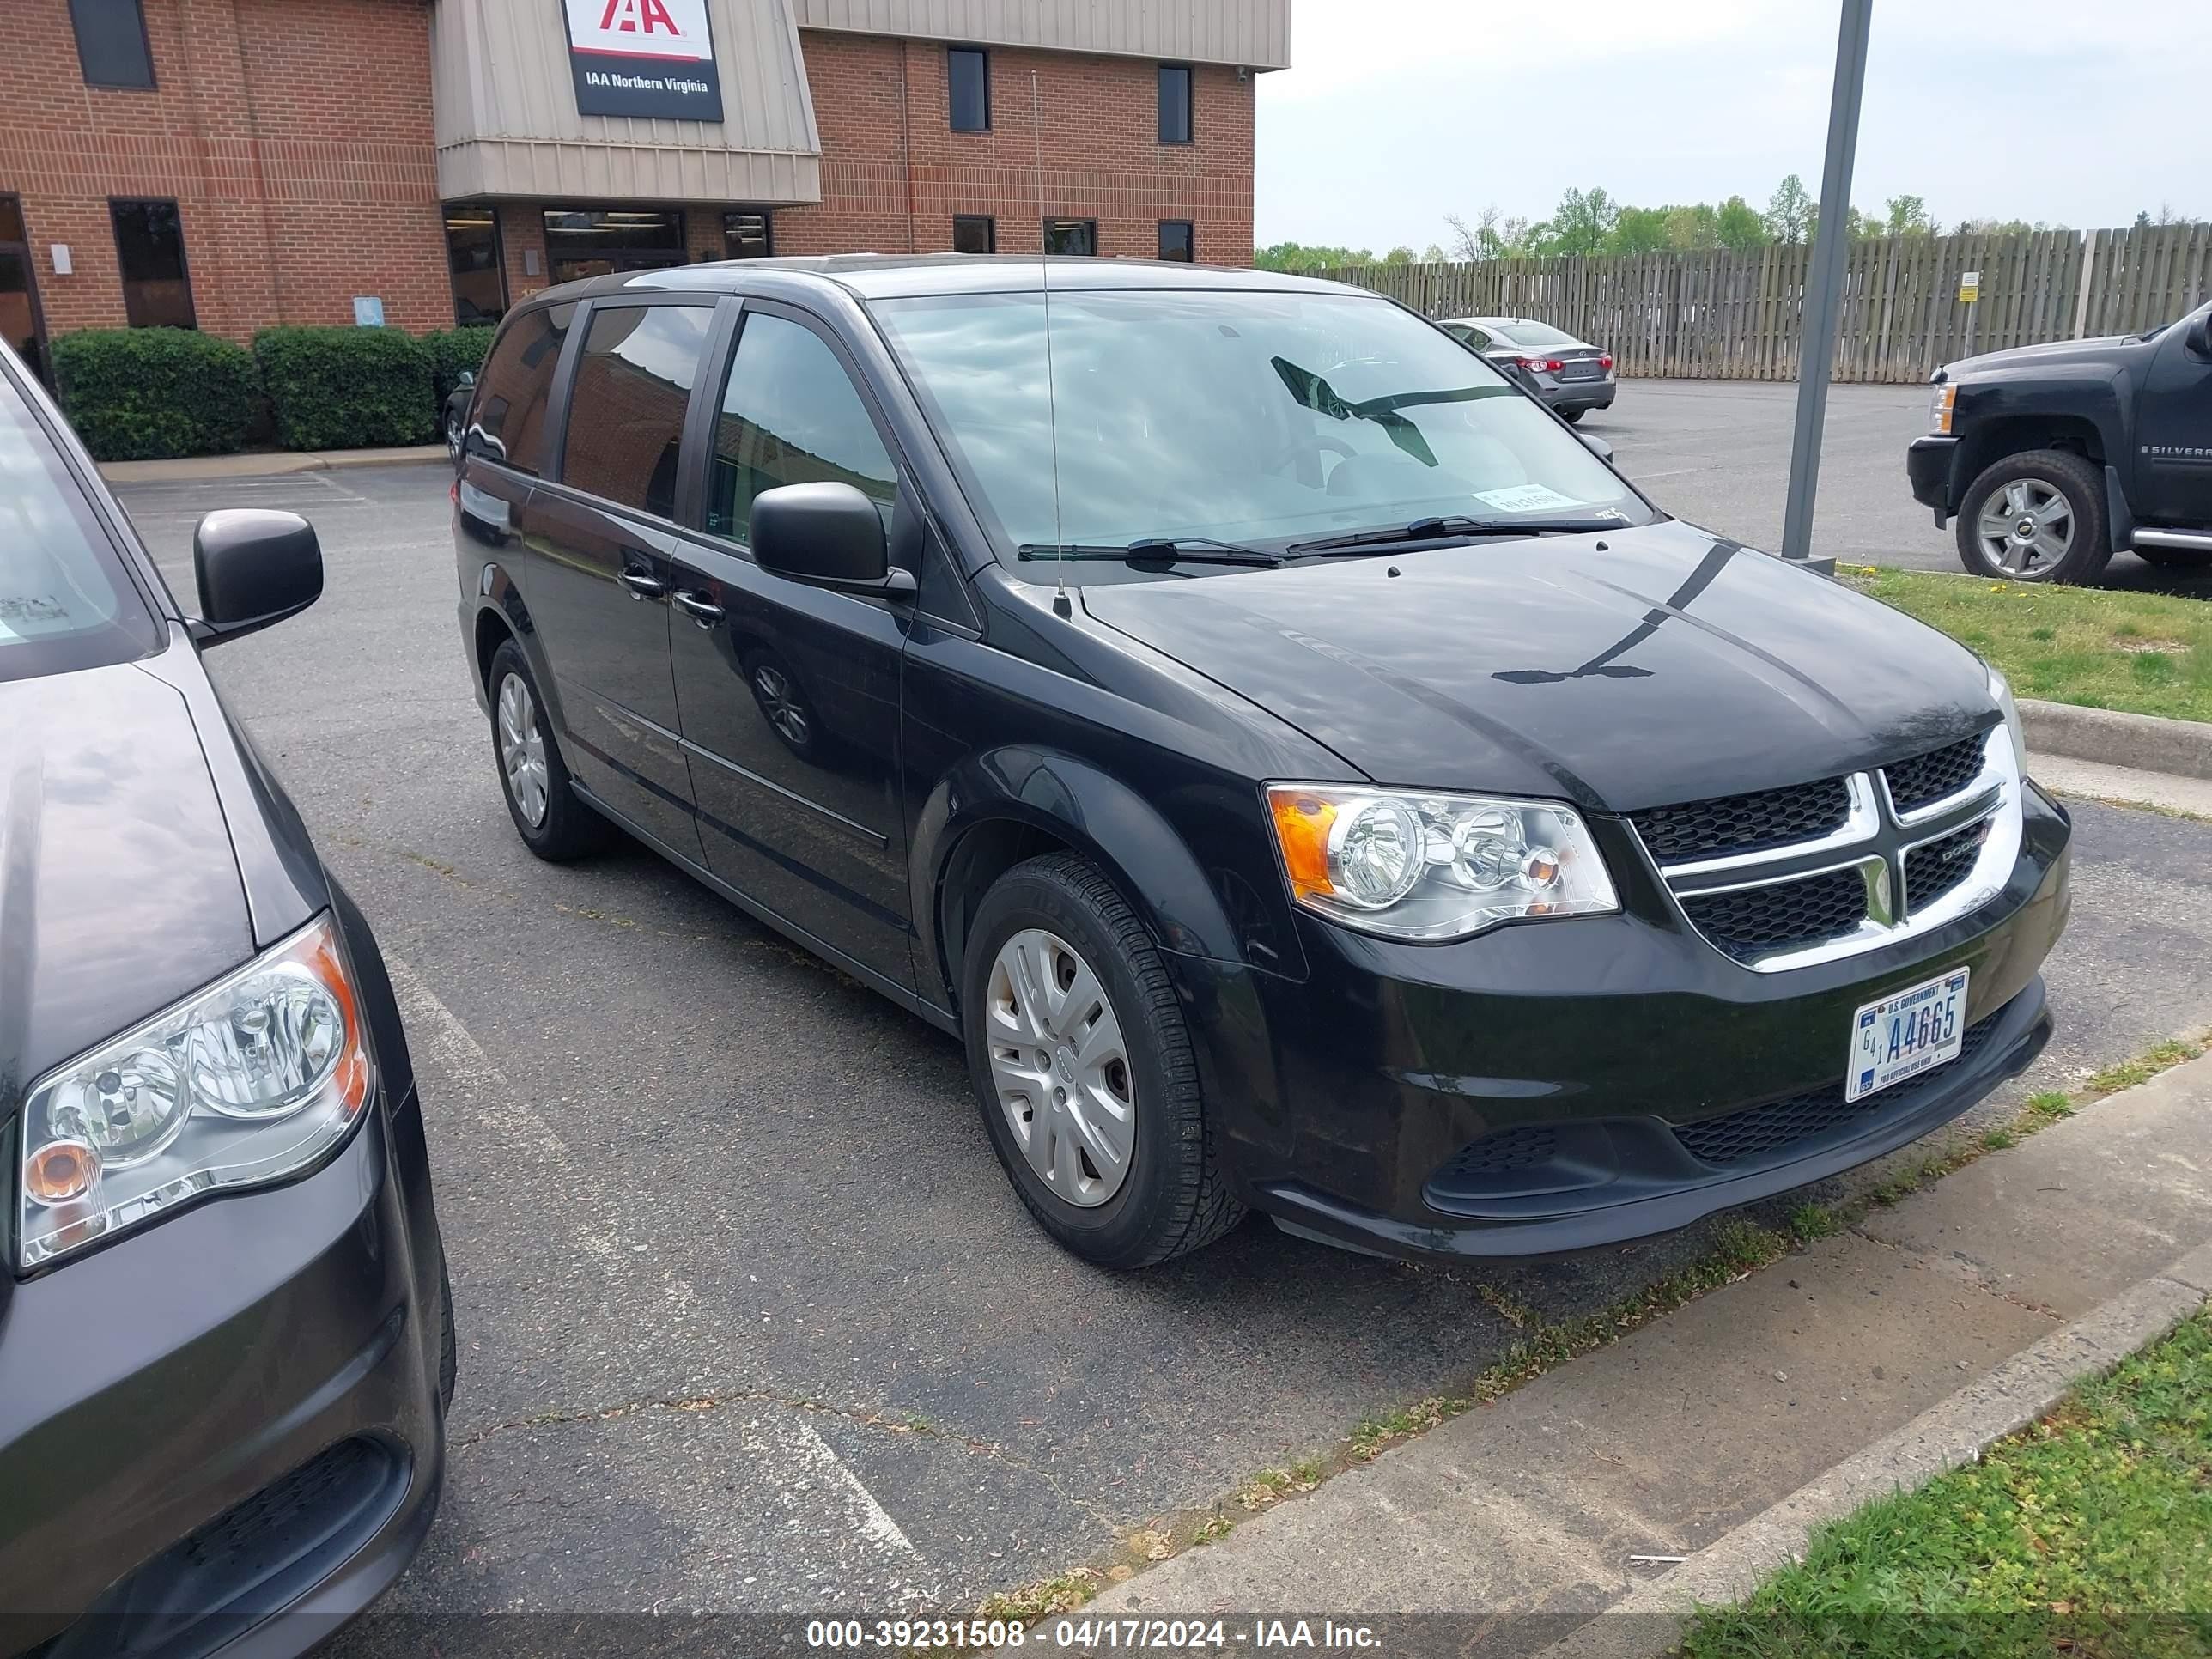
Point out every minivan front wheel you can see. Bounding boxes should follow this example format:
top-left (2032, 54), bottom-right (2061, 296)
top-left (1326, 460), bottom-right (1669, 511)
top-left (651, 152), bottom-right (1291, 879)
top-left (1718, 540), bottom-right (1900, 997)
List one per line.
top-left (961, 854), bottom-right (1244, 1268)
top-left (486, 640), bottom-right (608, 860)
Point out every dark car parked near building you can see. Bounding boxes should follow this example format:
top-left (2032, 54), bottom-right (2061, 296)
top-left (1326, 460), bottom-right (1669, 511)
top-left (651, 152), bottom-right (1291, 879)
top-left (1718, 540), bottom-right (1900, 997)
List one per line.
top-left (1908, 298), bottom-right (2212, 584)
top-left (0, 344), bottom-right (451, 1654)
top-left (1440, 315), bottom-right (1618, 422)
top-left (453, 257), bottom-right (2069, 1270)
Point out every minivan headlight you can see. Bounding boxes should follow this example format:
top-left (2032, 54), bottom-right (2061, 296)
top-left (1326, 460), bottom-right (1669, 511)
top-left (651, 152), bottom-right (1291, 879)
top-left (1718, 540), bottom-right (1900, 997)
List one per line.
top-left (1987, 661), bottom-right (2029, 776)
top-left (1266, 785), bottom-right (1618, 941)
top-left (16, 915), bottom-right (371, 1269)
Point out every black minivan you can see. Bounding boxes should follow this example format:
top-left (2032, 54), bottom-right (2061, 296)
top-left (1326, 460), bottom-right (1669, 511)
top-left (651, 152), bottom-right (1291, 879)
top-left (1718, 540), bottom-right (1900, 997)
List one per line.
top-left (453, 257), bottom-right (2071, 1270)
top-left (0, 344), bottom-right (450, 1653)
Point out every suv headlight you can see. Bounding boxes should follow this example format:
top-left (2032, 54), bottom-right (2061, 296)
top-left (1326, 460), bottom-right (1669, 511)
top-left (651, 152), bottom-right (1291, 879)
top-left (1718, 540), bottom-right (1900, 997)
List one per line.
top-left (1987, 661), bottom-right (2029, 776)
top-left (16, 915), bottom-right (371, 1269)
top-left (1929, 382), bottom-right (1956, 434)
top-left (1266, 785), bottom-right (1618, 941)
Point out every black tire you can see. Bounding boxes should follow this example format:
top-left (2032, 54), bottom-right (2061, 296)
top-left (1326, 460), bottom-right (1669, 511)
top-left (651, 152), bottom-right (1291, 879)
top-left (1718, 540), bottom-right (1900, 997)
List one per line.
top-left (961, 854), bottom-right (1244, 1268)
top-left (1954, 449), bottom-right (2113, 585)
top-left (437, 1254), bottom-right (458, 1411)
top-left (1558, 405), bottom-right (1587, 424)
top-left (486, 639), bottom-right (609, 860)
top-left (2134, 544), bottom-right (2212, 569)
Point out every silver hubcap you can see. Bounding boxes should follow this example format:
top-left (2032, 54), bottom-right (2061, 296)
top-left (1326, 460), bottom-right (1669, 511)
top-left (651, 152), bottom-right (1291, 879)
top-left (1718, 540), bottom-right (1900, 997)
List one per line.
top-left (753, 665), bottom-right (810, 747)
top-left (496, 672), bottom-right (550, 827)
top-left (1974, 478), bottom-right (2074, 576)
top-left (985, 929), bottom-right (1134, 1207)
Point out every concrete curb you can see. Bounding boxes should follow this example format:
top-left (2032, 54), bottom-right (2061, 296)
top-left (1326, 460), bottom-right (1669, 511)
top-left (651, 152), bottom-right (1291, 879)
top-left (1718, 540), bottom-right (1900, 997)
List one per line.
top-left (1535, 1243), bottom-right (2212, 1659)
top-left (2020, 699), bottom-right (2212, 783)
top-left (99, 445), bottom-right (447, 485)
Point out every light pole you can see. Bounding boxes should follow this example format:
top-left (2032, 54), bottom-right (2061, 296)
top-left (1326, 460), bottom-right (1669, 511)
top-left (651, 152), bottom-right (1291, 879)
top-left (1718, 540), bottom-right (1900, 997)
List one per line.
top-left (1780, 0), bottom-right (1874, 568)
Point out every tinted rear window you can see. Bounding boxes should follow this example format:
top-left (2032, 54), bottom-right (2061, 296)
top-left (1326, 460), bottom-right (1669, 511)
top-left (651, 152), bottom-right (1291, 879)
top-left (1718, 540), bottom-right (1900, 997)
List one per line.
top-left (560, 305), bottom-right (713, 520)
top-left (0, 374), bottom-right (160, 681)
top-left (469, 303), bottom-right (574, 474)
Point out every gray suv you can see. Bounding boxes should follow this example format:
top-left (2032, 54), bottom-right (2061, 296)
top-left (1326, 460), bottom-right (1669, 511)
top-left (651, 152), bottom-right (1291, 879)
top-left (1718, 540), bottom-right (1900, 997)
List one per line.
top-left (1443, 316), bottom-right (1616, 423)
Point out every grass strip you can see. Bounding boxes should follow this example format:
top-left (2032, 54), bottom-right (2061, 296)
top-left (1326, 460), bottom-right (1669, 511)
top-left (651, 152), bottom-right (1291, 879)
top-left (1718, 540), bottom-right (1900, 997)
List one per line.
top-left (1680, 1310), bottom-right (2212, 1658)
top-left (1838, 565), bottom-right (2212, 725)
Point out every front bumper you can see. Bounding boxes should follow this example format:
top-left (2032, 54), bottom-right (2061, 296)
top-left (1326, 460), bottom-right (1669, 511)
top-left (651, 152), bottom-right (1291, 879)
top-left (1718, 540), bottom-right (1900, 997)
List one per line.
top-left (1908, 434), bottom-right (1959, 520)
top-left (0, 1089), bottom-right (447, 1658)
top-left (1173, 784), bottom-right (2071, 1262)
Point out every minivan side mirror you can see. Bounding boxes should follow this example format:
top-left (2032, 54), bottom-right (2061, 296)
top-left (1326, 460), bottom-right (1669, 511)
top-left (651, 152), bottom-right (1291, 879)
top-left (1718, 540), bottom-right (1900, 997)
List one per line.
top-left (750, 483), bottom-right (917, 598)
top-left (191, 509), bottom-right (323, 647)
top-left (1579, 432), bottom-right (1614, 463)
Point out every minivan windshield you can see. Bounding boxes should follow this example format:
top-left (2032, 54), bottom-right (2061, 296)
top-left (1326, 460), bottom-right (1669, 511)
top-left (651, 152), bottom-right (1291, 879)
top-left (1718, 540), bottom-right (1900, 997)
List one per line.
top-left (0, 372), bottom-right (161, 681)
top-left (869, 289), bottom-right (1653, 564)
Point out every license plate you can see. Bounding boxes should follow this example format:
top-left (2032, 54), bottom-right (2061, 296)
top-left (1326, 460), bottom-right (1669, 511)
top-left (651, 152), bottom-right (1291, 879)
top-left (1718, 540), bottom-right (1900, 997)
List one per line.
top-left (1560, 362), bottom-right (1601, 380)
top-left (1846, 967), bottom-right (1970, 1103)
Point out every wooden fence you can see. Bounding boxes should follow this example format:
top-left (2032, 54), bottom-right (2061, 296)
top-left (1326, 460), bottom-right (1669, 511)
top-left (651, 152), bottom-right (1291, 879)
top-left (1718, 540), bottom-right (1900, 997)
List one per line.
top-left (1316, 223), bottom-right (2212, 383)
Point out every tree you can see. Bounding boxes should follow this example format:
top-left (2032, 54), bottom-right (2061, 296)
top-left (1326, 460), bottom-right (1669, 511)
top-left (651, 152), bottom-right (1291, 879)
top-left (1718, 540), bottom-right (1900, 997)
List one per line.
top-left (1443, 211), bottom-right (1484, 262)
top-left (1883, 194), bottom-right (1933, 237)
top-left (1382, 246), bottom-right (1414, 265)
top-left (1716, 195), bottom-right (1768, 251)
top-left (1610, 205), bottom-right (1674, 255)
top-left (1534, 186), bottom-right (1620, 257)
top-left (1419, 242), bottom-right (1446, 263)
top-left (1252, 241), bottom-right (1376, 273)
top-left (1765, 173), bottom-right (1813, 244)
top-left (1662, 203), bottom-right (1720, 251)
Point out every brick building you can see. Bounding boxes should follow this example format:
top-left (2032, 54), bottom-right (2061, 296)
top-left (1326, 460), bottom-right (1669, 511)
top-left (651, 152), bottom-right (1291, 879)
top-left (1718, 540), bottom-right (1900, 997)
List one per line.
top-left (0, 0), bottom-right (1290, 375)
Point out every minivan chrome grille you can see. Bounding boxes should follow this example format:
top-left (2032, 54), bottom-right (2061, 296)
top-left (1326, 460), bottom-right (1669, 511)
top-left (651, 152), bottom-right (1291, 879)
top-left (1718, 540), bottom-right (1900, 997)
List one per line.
top-left (1632, 727), bottom-right (2020, 972)
top-left (1627, 776), bottom-right (1852, 863)
top-left (1884, 735), bottom-right (1988, 815)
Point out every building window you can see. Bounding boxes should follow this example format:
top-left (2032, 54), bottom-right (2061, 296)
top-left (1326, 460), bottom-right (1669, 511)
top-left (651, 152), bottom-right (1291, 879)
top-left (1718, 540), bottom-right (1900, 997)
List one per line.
top-left (560, 304), bottom-right (714, 520)
top-left (1042, 219), bottom-right (1097, 258)
top-left (70, 0), bottom-right (155, 89)
top-left (1158, 221), bottom-right (1194, 263)
top-left (724, 210), bottom-right (773, 259)
top-left (1158, 64), bottom-right (1194, 144)
top-left (110, 199), bottom-right (194, 328)
top-left (949, 47), bottom-right (990, 131)
top-left (445, 207), bottom-right (506, 325)
top-left (541, 207), bottom-right (686, 288)
top-left (952, 216), bottom-right (995, 254)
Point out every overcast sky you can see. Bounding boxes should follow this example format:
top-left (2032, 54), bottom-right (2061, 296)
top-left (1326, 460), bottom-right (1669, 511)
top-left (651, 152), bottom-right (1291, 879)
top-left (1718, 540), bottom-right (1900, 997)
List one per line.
top-left (1255, 0), bottom-right (2209, 251)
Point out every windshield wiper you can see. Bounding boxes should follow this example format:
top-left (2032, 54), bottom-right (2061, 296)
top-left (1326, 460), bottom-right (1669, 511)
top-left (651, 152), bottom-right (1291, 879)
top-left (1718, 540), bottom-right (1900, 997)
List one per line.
top-left (1285, 515), bottom-right (1627, 556)
top-left (1016, 537), bottom-right (1284, 568)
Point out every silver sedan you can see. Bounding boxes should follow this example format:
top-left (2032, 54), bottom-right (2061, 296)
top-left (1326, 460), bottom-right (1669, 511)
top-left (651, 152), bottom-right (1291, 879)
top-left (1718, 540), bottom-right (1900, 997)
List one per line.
top-left (1441, 316), bottom-right (1617, 423)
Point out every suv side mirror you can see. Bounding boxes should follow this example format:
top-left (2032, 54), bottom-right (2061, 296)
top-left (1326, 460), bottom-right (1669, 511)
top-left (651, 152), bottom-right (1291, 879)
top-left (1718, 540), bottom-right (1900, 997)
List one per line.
top-left (457, 368), bottom-right (477, 388)
top-left (191, 509), bottom-right (323, 647)
top-left (2187, 311), bottom-right (2212, 360)
top-left (750, 483), bottom-right (916, 597)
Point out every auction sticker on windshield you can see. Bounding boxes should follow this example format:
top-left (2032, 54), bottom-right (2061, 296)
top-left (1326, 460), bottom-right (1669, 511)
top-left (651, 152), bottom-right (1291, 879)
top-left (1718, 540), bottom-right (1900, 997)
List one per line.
top-left (1846, 967), bottom-right (1969, 1103)
top-left (1474, 483), bottom-right (1585, 514)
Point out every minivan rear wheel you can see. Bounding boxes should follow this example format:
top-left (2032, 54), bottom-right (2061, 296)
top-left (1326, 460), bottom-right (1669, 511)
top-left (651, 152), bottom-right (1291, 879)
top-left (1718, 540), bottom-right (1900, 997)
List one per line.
top-left (961, 854), bottom-right (1244, 1268)
top-left (487, 640), bottom-right (608, 860)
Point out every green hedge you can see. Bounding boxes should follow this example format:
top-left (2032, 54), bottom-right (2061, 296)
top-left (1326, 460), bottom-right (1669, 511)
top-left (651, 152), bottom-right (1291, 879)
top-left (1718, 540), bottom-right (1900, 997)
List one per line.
top-left (253, 325), bottom-right (436, 451)
top-left (52, 329), bottom-right (259, 461)
top-left (422, 326), bottom-right (496, 408)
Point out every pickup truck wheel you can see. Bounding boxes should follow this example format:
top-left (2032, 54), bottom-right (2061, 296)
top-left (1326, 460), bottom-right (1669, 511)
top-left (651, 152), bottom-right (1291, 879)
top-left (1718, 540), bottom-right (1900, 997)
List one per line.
top-left (961, 854), bottom-right (1244, 1269)
top-left (2134, 544), bottom-right (2212, 568)
top-left (1955, 450), bottom-right (2112, 585)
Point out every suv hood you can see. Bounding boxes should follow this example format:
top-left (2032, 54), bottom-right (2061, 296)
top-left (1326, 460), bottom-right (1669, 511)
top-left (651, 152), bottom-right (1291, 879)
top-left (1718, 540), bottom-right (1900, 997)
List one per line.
top-left (0, 661), bottom-right (255, 1104)
top-left (1079, 519), bottom-right (1993, 811)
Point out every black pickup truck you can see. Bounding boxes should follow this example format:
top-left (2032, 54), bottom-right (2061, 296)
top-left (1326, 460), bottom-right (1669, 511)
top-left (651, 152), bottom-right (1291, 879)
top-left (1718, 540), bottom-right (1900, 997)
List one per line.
top-left (1908, 298), bottom-right (2212, 584)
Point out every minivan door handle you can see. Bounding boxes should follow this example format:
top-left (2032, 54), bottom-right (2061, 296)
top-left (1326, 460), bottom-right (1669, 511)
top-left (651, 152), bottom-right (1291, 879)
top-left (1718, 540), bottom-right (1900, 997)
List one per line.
top-left (617, 565), bottom-right (667, 600)
top-left (671, 590), bottom-right (725, 627)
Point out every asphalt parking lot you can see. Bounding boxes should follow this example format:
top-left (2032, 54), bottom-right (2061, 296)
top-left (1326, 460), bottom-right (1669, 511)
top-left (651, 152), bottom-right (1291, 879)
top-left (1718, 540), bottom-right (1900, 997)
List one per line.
top-left (112, 442), bottom-right (2212, 1626)
top-left (1589, 380), bottom-right (2212, 597)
